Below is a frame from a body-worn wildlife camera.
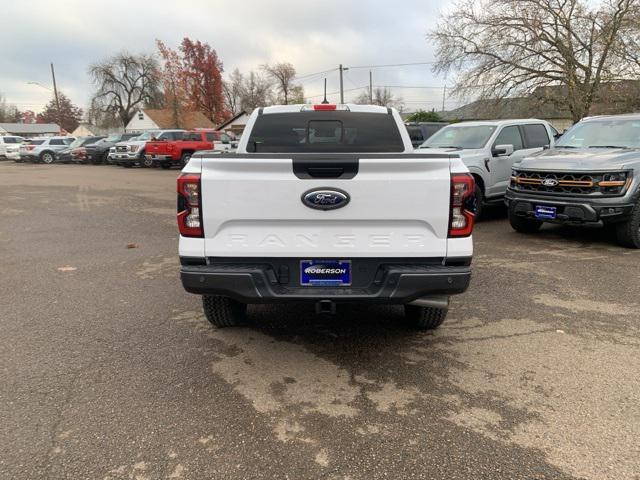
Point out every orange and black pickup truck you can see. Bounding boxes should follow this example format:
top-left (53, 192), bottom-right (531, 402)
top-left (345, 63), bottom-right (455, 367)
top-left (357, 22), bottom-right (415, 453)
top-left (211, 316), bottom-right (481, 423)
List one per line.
top-left (145, 130), bottom-right (219, 169)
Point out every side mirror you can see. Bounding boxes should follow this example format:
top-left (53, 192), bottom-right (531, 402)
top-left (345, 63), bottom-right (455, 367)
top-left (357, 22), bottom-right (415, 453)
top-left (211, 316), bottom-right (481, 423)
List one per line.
top-left (493, 144), bottom-right (514, 157)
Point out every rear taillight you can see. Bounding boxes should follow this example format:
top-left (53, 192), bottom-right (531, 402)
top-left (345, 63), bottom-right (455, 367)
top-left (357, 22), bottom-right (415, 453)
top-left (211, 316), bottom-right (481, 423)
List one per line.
top-left (448, 173), bottom-right (475, 238)
top-left (177, 173), bottom-right (203, 237)
top-left (27, 145), bottom-right (36, 151)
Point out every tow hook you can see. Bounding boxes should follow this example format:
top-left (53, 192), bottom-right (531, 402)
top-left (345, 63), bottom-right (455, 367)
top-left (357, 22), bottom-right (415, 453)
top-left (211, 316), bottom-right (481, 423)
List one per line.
top-left (316, 300), bottom-right (336, 315)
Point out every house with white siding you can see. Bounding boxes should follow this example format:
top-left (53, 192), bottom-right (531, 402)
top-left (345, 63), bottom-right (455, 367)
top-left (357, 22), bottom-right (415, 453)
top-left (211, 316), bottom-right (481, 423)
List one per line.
top-left (124, 109), bottom-right (214, 133)
top-left (216, 111), bottom-right (249, 136)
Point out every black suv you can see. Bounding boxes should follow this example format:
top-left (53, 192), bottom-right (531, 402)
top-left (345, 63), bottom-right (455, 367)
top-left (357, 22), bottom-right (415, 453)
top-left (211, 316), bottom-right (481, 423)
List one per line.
top-left (506, 114), bottom-right (640, 248)
top-left (405, 122), bottom-right (449, 148)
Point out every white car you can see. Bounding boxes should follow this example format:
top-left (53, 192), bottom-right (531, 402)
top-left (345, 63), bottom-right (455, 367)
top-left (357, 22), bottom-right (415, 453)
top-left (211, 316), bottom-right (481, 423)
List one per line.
top-left (0, 136), bottom-right (25, 160)
top-left (19, 136), bottom-right (75, 163)
top-left (177, 104), bottom-right (475, 330)
top-left (112, 130), bottom-right (185, 168)
top-left (417, 119), bottom-right (558, 216)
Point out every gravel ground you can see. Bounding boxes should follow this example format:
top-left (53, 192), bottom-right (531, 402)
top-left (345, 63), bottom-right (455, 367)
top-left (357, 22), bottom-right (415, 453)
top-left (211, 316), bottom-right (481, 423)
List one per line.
top-left (0, 162), bottom-right (638, 480)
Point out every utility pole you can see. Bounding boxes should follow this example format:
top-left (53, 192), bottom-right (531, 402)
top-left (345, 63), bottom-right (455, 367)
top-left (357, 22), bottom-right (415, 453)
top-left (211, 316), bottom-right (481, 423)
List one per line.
top-left (50, 63), bottom-right (62, 131)
top-left (441, 85), bottom-right (446, 112)
top-left (369, 71), bottom-right (373, 104)
top-left (338, 64), bottom-right (349, 104)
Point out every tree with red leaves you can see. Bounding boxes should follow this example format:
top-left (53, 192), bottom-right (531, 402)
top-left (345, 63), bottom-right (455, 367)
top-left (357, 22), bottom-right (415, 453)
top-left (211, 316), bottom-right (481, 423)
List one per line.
top-left (37, 93), bottom-right (83, 132)
top-left (181, 38), bottom-right (229, 124)
top-left (156, 38), bottom-right (230, 125)
top-left (156, 40), bottom-right (189, 127)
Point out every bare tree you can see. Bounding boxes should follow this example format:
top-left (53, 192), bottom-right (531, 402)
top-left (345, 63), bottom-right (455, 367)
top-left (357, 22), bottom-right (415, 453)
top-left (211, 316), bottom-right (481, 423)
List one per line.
top-left (429, 0), bottom-right (638, 122)
top-left (262, 62), bottom-right (298, 104)
top-left (288, 85), bottom-right (306, 104)
top-left (0, 93), bottom-right (20, 123)
top-left (223, 68), bottom-right (245, 114)
top-left (354, 87), bottom-right (403, 110)
top-left (89, 52), bottom-right (162, 127)
top-left (0, 93), bottom-right (8, 122)
top-left (240, 71), bottom-right (273, 112)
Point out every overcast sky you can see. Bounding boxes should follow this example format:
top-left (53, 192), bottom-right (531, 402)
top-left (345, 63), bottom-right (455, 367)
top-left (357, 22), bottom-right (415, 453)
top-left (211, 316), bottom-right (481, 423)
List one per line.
top-left (0, 0), bottom-right (461, 115)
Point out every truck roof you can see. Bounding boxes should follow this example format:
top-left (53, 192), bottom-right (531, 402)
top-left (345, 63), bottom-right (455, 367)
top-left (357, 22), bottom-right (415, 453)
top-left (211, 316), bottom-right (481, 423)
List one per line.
top-left (447, 119), bottom-right (548, 127)
top-left (260, 104), bottom-right (392, 115)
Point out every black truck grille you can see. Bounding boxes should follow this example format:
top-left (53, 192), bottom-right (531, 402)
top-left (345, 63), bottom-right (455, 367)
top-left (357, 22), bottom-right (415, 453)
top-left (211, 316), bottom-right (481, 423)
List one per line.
top-left (511, 170), bottom-right (631, 196)
top-left (116, 146), bottom-right (128, 152)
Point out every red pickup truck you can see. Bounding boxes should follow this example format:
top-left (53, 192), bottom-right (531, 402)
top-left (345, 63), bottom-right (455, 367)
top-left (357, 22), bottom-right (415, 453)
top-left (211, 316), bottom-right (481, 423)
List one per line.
top-left (145, 130), bottom-right (234, 169)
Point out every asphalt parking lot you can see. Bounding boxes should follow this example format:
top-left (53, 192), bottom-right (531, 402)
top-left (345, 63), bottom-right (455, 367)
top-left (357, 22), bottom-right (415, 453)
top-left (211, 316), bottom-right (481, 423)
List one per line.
top-left (1, 162), bottom-right (638, 480)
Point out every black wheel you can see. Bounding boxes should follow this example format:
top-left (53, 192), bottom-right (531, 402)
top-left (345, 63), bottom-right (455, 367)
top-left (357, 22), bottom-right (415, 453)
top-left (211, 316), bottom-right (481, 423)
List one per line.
top-left (90, 153), bottom-right (104, 165)
top-left (141, 152), bottom-right (153, 168)
top-left (615, 200), bottom-right (640, 248)
top-left (180, 152), bottom-right (193, 166)
top-left (509, 209), bottom-right (542, 233)
top-left (474, 183), bottom-right (484, 219)
top-left (160, 162), bottom-right (171, 169)
top-left (40, 151), bottom-right (55, 164)
top-left (202, 295), bottom-right (247, 328)
top-left (404, 305), bottom-right (447, 330)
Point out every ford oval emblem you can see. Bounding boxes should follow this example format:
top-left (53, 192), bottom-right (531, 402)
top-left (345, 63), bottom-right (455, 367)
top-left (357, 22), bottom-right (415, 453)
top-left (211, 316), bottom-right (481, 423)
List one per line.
top-left (301, 188), bottom-right (350, 210)
top-left (542, 177), bottom-right (559, 187)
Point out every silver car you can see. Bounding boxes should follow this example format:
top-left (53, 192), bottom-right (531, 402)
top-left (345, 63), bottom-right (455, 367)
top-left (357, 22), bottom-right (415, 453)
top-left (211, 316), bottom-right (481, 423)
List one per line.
top-left (19, 136), bottom-right (75, 164)
top-left (0, 136), bottom-right (25, 160)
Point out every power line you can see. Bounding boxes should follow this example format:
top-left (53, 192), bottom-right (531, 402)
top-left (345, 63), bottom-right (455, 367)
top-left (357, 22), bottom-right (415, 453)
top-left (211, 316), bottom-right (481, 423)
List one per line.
top-left (347, 61), bottom-right (436, 70)
top-left (306, 85), bottom-right (368, 98)
top-left (374, 84), bottom-right (446, 89)
top-left (294, 67), bottom-right (338, 81)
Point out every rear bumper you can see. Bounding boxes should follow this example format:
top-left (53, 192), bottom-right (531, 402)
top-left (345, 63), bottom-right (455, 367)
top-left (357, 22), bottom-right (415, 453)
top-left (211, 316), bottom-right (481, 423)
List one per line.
top-left (180, 259), bottom-right (471, 304)
top-left (505, 189), bottom-right (637, 225)
top-left (20, 153), bottom-right (37, 162)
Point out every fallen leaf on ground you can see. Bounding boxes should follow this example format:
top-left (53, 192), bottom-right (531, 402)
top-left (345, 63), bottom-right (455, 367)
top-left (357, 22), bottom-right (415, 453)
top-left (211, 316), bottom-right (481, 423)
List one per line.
top-left (57, 266), bottom-right (77, 272)
top-left (126, 243), bottom-right (138, 249)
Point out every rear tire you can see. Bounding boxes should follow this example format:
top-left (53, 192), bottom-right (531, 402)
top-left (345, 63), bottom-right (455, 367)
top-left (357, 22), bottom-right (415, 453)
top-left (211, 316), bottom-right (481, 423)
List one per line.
top-left (202, 295), bottom-right (247, 328)
top-left (615, 201), bottom-right (640, 248)
top-left (404, 305), bottom-right (447, 330)
top-left (160, 162), bottom-right (171, 169)
top-left (509, 209), bottom-right (542, 233)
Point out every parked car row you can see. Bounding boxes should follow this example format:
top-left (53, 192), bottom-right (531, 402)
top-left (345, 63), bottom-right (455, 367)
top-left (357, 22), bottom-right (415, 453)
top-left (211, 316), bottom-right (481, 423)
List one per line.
top-left (2, 129), bottom-right (237, 168)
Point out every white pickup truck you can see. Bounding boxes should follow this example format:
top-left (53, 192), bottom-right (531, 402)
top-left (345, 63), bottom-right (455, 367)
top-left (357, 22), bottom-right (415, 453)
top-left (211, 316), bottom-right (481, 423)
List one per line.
top-left (417, 119), bottom-right (558, 216)
top-left (177, 104), bottom-right (475, 330)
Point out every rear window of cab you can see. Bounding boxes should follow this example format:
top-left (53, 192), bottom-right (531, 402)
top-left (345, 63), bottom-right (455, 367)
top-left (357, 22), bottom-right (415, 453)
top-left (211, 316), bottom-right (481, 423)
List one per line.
top-left (246, 112), bottom-right (405, 153)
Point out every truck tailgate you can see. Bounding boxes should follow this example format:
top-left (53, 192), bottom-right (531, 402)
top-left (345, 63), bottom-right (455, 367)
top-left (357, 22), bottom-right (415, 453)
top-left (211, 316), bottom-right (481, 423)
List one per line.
top-left (200, 154), bottom-right (452, 258)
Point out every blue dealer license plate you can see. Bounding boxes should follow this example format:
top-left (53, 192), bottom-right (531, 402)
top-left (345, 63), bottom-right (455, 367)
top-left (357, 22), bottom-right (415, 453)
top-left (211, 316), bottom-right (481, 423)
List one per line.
top-left (300, 260), bottom-right (351, 287)
top-left (535, 205), bottom-right (557, 219)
